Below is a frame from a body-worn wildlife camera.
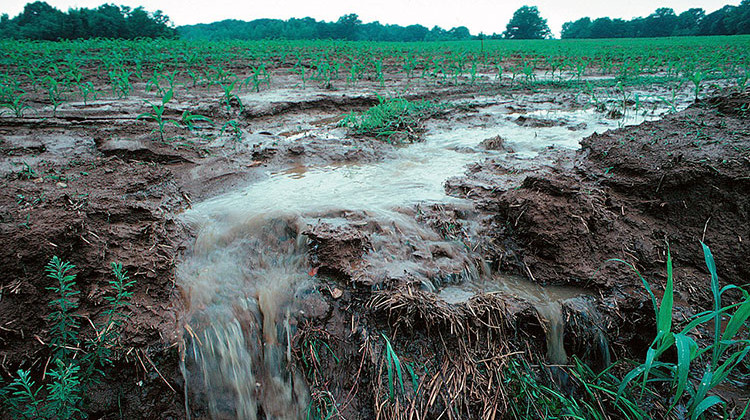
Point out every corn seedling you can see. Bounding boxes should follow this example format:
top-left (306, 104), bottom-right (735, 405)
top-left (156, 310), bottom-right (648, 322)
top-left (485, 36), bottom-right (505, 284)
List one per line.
top-left (243, 64), bottom-right (271, 93)
top-left (221, 120), bottom-right (243, 143)
top-left (42, 76), bottom-right (64, 116)
top-left (108, 69), bottom-right (132, 99)
top-left (0, 89), bottom-right (31, 118)
top-left (180, 110), bottom-right (213, 132)
top-left (137, 89), bottom-right (179, 142)
top-left (219, 80), bottom-right (242, 112)
top-left (612, 243), bottom-right (750, 419)
top-left (17, 162), bottom-right (38, 180)
top-left (686, 68), bottom-right (706, 101)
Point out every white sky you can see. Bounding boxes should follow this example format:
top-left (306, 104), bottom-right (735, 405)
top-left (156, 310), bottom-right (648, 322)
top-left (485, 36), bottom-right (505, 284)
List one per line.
top-left (0, 1), bottom-right (741, 37)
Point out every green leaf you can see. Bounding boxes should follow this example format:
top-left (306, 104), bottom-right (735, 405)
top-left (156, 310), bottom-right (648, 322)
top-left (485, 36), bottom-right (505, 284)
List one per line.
top-left (710, 346), bottom-right (750, 388)
top-left (691, 395), bottom-right (723, 420)
top-left (672, 333), bottom-right (695, 408)
top-left (701, 242), bottom-right (723, 368)
top-left (722, 298), bottom-right (750, 343)
top-left (657, 247), bottom-right (674, 334)
top-left (616, 364), bottom-right (644, 402)
top-left (162, 89), bottom-right (173, 104)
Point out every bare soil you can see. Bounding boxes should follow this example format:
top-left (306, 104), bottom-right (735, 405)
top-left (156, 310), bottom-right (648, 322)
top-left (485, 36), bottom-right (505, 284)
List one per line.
top-left (1, 57), bottom-right (748, 418)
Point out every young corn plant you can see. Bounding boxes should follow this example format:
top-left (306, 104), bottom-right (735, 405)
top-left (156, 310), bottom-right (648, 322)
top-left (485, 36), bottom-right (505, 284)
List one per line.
top-left (180, 110), bottom-right (213, 133)
top-left (686, 68), bottom-right (706, 101)
top-left (613, 243), bottom-right (750, 419)
top-left (243, 64), bottom-right (271, 93)
top-left (220, 120), bottom-right (243, 143)
top-left (73, 81), bottom-right (97, 105)
top-left (0, 85), bottom-right (31, 117)
top-left (219, 80), bottom-right (242, 112)
top-left (42, 76), bottom-right (64, 117)
top-left (108, 69), bottom-right (131, 99)
top-left (137, 89), bottom-right (178, 142)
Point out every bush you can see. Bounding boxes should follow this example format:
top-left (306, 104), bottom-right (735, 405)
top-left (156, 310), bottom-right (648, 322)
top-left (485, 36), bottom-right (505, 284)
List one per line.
top-left (0, 257), bottom-right (135, 419)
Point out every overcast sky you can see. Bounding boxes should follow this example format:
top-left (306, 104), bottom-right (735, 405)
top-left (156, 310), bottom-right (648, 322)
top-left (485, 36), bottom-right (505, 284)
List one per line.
top-left (0, 1), bottom-right (741, 37)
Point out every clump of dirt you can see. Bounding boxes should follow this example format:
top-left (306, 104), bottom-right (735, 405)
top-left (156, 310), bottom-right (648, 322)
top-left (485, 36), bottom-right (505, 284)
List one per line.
top-left (514, 115), bottom-right (565, 127)
top-left (479, 134), bottom-right (514, 152)
top-left (305, 222), bottom-right (372, 278)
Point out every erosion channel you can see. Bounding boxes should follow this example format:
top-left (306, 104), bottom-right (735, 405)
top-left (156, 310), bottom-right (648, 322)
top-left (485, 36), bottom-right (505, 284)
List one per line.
top-left (178, 101), bottom-right (670, 419)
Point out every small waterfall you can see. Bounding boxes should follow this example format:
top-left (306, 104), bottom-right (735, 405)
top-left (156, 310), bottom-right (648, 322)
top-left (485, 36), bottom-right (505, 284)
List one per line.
top-left (533, 301), bottom-right (568, 365)
top-left (179, 216), bottom-right (312, 419)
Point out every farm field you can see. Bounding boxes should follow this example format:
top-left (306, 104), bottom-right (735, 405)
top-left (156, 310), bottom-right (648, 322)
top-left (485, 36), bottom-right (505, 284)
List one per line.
top-left (1, 36), bottom-right (749, 419)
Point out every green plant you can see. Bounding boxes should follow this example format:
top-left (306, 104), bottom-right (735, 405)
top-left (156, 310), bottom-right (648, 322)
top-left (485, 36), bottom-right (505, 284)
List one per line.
top-left (613, 243), bottom-right (750, 419)
top-left (73, 81), bottom-right (97, 105)
top-left (502, 355), bottom-right (646, 419)
top-left (179, 110), bottom-right (213, 132)
top-left (339, 96), bottom-right (444, 143)
top-left (243, 64), bottom-right (270, 93)
top-left (0, 88), bottom-right (31, 118)
top-left (381, 333), bottom-right (418, 403)
top-left (220, 119), bottom-right (243, 143)
top-left (137, 89), bottom-right (177, 142)
top-left (0, 257), bottom-right (135, 419)
top-left (18, 162), bottom-right (38, 180)
top-left (108, 69), bottom-right (131, 98)
top-left (686, 68), bottom-right (706, 101)
top-left (219, 80), bottom-right (242, 111)
top-left (42, 76), bottom-right (64, 116)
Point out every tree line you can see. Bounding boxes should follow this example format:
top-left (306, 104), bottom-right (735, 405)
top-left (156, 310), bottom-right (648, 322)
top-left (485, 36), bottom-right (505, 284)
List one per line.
top-left (562, 1), bottom-right (750, 38)
top-left (0, 1), bottom-right (176, 40)
top-left (177, 14), bottom-right (472, 41)
top-left (0, 1), bottom-right (748, 41)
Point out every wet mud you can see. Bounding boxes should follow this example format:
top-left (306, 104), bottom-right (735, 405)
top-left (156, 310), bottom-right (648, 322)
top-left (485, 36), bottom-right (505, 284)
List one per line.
top-left (1, 55), bottom-right (747, 418)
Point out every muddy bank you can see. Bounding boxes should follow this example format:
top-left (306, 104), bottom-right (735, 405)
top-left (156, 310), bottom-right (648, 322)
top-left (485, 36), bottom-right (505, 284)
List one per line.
top-left (289, 91), bottom-right (749, 419)
top-left (1, 48), bottom-right (742, 418)
top-left (448, 91), bottom-right (749, 351)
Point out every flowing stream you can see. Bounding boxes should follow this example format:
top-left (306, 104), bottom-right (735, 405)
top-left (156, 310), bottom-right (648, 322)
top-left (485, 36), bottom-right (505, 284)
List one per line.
top-left (177, 103), bottom-right (669, 418)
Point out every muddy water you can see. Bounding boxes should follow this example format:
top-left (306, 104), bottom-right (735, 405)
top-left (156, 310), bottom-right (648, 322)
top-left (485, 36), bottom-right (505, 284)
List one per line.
top-left (440, 276), bottom-right (588, 365)
top-left (177, 103), bottom-right (670, 418)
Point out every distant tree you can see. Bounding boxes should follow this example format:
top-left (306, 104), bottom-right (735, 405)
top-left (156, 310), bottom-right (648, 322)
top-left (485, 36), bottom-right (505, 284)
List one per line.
top-left (676, 8), bottom-right (705, 35)
top-left (561, 17), bottom-right (591, 38)
top-left (0, 1), bottom-right (175, 40)
top-left (699, 5), bottom-right (735, 35)
top-left (16, 1), bottom-right (64, 40)
top-left (503, 6), bottom-right (551, 39)
top-left (641, 8), bottom-right (678, 37)
top-left (448, 26), bottom-right (471, 40)
top-left (403, 24), bottom-right (429, 41)
top-left (335, 13), bottom-right (361, 40)
top-left (559, 2), bottom-right (748, 38)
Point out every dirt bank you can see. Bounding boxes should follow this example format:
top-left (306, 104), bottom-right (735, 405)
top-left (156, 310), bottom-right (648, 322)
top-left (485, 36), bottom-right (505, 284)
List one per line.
top-left (1, 48), bottom-right (746, 418)
top-left (293, 90), bottom-right (750, 418)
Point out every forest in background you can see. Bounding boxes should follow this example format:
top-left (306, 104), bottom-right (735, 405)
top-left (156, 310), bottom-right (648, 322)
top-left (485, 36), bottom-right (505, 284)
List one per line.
top-left (0, 1), bottom-right (175, 40)
top-left (561, 1), bottom-right (749, 38)
top-left (0, 1), bottom-right (748, 41)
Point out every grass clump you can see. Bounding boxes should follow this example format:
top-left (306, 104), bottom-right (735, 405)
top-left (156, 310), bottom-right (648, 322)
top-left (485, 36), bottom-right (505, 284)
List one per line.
top-left (339, 96), bottom-right (445, 143)
top-left (0, 257), bottom-right (135, 419)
